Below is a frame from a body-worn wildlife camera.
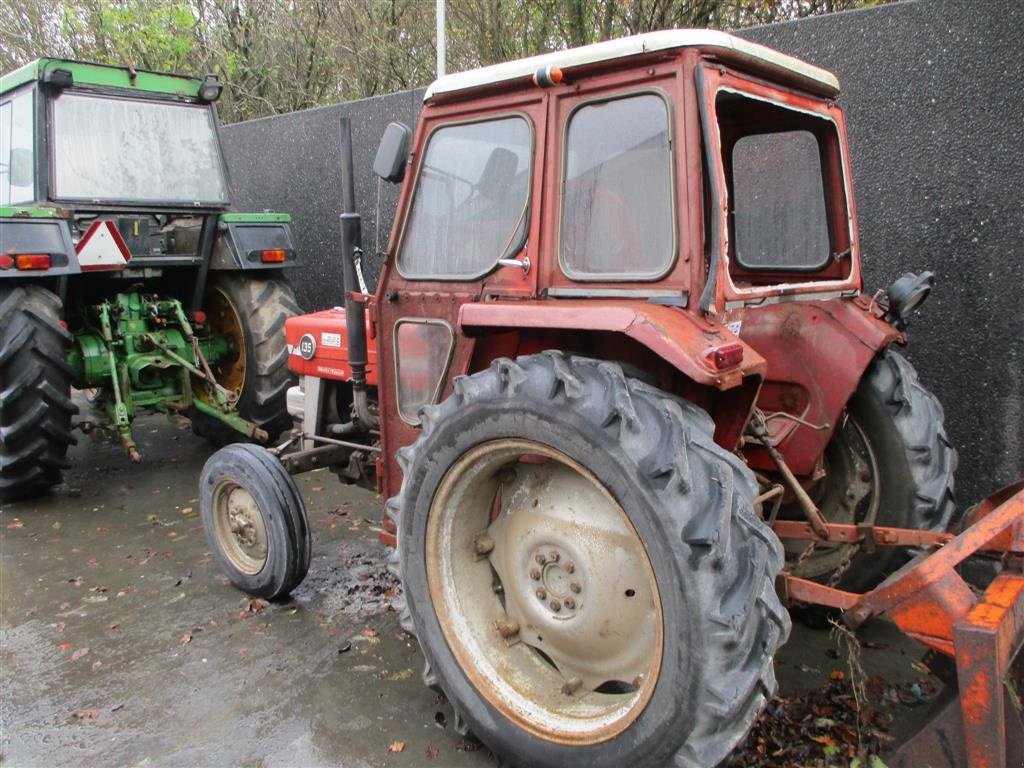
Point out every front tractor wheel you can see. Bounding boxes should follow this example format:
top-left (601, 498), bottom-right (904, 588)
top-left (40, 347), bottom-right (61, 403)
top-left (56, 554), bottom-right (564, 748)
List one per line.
top-left (0, 285), bottom-right (78, 502)
top-left (193, 274), bottom-right (299, 444)
top-left (199, 444), bottom-right (311, 599)
top-left (388, 353), bottom-right (790, 768)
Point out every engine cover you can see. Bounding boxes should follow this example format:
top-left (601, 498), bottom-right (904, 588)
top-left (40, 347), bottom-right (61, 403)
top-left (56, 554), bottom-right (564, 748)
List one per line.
top-left (285, 307), bottom-right (378, 384)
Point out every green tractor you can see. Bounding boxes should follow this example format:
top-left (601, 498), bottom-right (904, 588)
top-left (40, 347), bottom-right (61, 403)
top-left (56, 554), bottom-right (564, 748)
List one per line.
top-left (0, 59), bottom-right (300, 501)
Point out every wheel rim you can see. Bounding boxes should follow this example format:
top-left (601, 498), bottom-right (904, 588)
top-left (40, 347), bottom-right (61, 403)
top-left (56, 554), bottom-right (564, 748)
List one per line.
top-left (202, 286), bottom-right (245, 400)
top-left (425, 439), bottom-right (663, 745)
top-left (785, 413), bottom-right (881, 578)
top-left (211, 481), bottom-right (269, 575)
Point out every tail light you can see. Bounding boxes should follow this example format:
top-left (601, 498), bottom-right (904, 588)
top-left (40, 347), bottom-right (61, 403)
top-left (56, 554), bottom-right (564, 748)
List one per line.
top-left (260, 249), bottom-right (287, 263)
top-left (708, 343), bottom-right (744, 370)
top-left (15, 254), bottom-right (52, 270)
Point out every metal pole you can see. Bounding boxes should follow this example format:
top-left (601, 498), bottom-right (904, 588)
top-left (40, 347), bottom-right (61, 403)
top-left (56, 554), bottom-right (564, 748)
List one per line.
top-left (436, 0), bottom-right (446, 78)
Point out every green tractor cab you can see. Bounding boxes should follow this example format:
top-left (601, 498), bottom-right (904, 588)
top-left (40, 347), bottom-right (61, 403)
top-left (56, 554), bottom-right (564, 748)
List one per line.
top-left (0, 58), bottom-right (300, 501)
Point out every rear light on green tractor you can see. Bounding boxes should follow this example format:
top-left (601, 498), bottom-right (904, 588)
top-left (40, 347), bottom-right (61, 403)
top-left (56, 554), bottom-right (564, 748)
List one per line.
top-left (260, 249), bottom-right (287, 263)
top-left (13, 254), bottom-right (52, 270)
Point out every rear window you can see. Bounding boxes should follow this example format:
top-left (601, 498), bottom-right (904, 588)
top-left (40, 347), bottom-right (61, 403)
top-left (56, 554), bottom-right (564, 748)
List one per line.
top-left (717, 91), bottom-right (845, 272)
top-left (398, 116), bottom-right (531, 279)
top-left (560, 93), bottom-right (675, 280)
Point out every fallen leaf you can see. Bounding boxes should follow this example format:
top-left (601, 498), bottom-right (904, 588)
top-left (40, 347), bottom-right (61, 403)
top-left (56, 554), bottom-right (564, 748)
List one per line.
top-left (239, 597), bottom-right (269, 618)
top-left (58, 642), bottom-right (72, 651)
top-left (181, 507), bottom-right (194, 516)
top-left (52, 521), bottom-right (62, 530)
top-left (69, 576), bottom-right (83, 586)
top-left (179, 634), bottom-right (192, 645)
top-left (387, 741), bottom-right (405, 753)
top-left (71, 647), bottom-right (90, 661)
top-left (72, 709), bottom-right (100, 720)
top-left (54, 622), bottom-right (66, 632)
top-left (59, 602), bottom-right (71, 610)
top-left (425, 745), bottom-right (439, 759)
top-left (92, 660), bottom-right (103, 671)
top-left (311, 485), bottom-right (325, 492)
top-left (6, 521), bottom-right (24, 529)
top-left (108, 622), bottom-right (121, 630)
top-left (829, 669), bottom-right (845, 681)
top-left (361, 627), bottom-right (379, 638)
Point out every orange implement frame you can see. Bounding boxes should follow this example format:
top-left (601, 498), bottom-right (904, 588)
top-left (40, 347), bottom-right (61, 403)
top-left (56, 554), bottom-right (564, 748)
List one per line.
top-left (777, 482), bottom-right (1024, 768)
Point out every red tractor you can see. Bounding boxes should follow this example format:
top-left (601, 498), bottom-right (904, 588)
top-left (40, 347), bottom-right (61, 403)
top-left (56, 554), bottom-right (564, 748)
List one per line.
top-left (198, 31), bottom-right (1023, 768)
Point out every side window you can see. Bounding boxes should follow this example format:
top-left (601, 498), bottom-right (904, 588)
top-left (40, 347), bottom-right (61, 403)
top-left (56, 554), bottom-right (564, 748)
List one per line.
top-left (0, 90), bottom-right (35, 205)
top-left (560, 93), bottom-right (675, 280)
top-left (394, 319), bottom-right (455, 425)
top-left (398, 116), bottom-right (531, 279)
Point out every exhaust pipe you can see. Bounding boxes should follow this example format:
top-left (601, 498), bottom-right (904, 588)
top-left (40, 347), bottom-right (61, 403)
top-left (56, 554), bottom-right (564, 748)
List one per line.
top-left (338, 117), bottom-right (377, 430)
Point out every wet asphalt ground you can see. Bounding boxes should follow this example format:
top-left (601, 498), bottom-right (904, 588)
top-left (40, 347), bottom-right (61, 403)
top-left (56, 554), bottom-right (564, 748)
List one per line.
top-left (1, 405), bottom-right (944, 767)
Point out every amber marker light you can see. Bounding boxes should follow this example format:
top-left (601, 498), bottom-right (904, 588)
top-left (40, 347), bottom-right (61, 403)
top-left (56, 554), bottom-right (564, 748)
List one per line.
top-left (15, 254), bottom-right (51, 270)
top-left (533, 65), bottom-right (564, 88)
top-left (260, 249), bottom-right (287, 263)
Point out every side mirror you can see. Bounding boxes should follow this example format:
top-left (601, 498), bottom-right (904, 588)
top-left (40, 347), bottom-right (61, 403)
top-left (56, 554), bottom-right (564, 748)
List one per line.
top-left (373, 122), bottom-right (411, 184)
top-left (7, 148), bottom-right (34, 189)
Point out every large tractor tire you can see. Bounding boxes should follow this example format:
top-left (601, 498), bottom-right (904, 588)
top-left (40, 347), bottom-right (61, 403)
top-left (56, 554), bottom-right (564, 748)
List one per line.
top-left (0, 285), bottom-right (78, 502)
top-left (199, 443), bottom-right (311, 600)
top-left (193, 274), bottom-right (299, 445)
top-left (787, 347), bottom-right (957, 590)
top-left (387, 352), bottom-right (789, 768)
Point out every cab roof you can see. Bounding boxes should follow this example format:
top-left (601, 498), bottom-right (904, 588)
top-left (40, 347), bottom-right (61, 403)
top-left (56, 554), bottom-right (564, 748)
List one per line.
top-left (425, 29), bottom-right (840, 102)
top-left (0, 58), bottom-right (203, 98)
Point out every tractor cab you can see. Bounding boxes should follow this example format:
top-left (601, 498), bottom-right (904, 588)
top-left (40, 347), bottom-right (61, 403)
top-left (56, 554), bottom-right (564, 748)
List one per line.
top-left (0, 59), bottom-right (300, 499)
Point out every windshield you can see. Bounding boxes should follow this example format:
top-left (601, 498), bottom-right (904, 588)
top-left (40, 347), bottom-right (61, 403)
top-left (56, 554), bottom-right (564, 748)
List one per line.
top-left (51, 92), bottom-right (229, 205)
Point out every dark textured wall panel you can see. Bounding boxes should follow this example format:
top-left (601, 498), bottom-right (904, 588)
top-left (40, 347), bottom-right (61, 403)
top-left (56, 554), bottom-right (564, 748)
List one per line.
top-left (222, 0), bottom-right (1022, 507)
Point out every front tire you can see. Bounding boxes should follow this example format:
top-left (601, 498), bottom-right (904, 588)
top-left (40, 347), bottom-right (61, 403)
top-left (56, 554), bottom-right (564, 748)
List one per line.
top-left (0, 285), bottom-right (78, 502)
top-left (388, 353), bottom-right (789, 768)
top-left (199, 443), bottom-right (311, 599)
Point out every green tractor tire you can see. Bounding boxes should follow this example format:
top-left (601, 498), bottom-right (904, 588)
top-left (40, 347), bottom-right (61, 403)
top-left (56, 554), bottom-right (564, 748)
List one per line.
top-left (192, 274), bottom-right (299, 446)
top-left (0, 285), bottom-right (78, 502)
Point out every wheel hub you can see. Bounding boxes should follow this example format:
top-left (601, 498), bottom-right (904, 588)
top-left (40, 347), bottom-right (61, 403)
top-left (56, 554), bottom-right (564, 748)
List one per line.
top-left (526, 545), bottom-right (581, 618)
top-left (212, 483), bottom-right (268, 575)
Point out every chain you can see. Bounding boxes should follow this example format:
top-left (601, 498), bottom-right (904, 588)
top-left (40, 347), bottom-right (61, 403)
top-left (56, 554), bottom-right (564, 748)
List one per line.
top-left (793, 539), bottom-right (818, 571)
top-left (826, 540), bottom-right (860, 588)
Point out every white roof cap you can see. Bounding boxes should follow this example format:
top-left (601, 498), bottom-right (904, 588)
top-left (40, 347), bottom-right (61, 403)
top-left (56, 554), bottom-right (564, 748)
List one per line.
top-left (425, 29), bottom-right (839, 101)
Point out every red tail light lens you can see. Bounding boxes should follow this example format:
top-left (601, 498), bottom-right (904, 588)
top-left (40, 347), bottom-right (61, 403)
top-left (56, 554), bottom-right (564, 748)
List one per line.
top-left (711, 343), bottom-right (744, 370)
top-left (15, 254), bottom-right (51, 270)
top-left (260, 249), bottom-right (287, 263)
top-left (193, 310), bottom-right (207, 324)
top-left (0, 254), bottom-right (13, 270)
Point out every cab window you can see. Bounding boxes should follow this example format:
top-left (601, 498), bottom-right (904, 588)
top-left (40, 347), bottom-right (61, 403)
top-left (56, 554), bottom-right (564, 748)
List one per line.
top-left (398, 115), bottom-right (531, 279)
top-left (560, 93), bottom-right (675, 280)
top-left (0, 89), bottom-right (35, 205)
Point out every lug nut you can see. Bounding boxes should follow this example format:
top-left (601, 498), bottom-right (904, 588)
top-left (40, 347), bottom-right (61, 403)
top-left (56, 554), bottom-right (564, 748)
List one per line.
top-left (496, 619), bottom-right (520, 639)
top-left (564, 561), bottom-right (575, 574)
top-left (529, 568), bottom-right (541, 581)
top-left (474, 536), bottom-right (495, 555)
top-left (548, 550), bottom-right (560, 562)
top-left (535, 553), bottom-right (547, 565)
top-left (570, 582), bottom-right (581, 594)
top-left (535, 588), bottom-right (547, 600)
top-left (549, 599), bottom-right (562, 612)
top-left (563, 597), bottom-right (575, 610)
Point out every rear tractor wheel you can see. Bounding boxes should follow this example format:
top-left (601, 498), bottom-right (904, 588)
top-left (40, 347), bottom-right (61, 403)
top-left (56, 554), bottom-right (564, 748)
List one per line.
top-left (785, 347), bottom-right (957, 590)
top-left (388, 352), bottom-right (789, 768)
top-left (192, 274), bottom-right (299, 445)
top-left (0, 285), bottom-right (78, 502)
top-left (199, 443), bottom-right (311, 599)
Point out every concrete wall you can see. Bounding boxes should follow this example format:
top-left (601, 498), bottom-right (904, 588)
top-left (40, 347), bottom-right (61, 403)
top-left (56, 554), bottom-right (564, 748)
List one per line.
top-left (222, 0), bottom-right (1023, 507)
